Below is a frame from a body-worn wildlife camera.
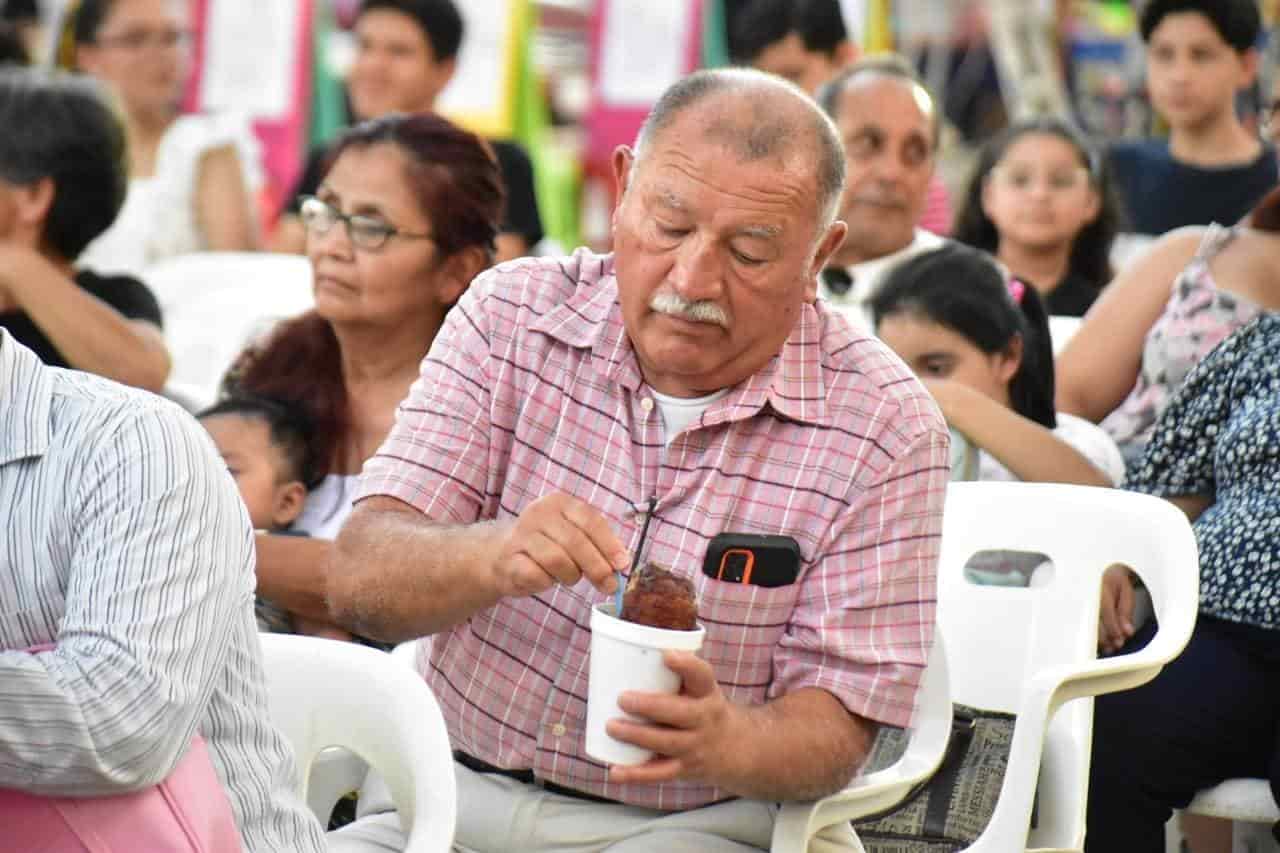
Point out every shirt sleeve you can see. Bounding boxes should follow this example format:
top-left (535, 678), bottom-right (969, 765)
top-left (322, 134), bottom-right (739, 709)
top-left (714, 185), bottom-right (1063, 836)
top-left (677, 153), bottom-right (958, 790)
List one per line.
top-left (492, 140), bottom-right (544, 248)
top-left (354, 271), bottom-right (498, 522)
top-left (78, 271), bottom-right (164, 328)
top-left (0, 401), bottom-right (251, 795)
top-left (771, 418), bottom-right (949, 729)
top-left (1123, 319), bottom-right (1255, 499)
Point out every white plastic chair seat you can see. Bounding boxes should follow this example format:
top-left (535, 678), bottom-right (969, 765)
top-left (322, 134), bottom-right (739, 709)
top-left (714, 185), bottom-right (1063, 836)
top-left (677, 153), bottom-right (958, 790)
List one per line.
top-left (771, 636), bottom-right (952, 852)
top-left (259, 633), bottom-right (456, 852)
top-left (1187, 779), bottom-right (1279, 824)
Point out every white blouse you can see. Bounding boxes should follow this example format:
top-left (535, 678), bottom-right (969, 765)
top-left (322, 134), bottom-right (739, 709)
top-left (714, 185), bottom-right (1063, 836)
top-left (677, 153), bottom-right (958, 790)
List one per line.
top-left (79, 113), bottom-right (260, 277)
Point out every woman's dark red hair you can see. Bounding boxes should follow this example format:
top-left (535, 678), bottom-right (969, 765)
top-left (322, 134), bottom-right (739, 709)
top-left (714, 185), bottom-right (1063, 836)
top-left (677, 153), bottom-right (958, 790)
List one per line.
top-left (226, 112), bottom-right (504, 477)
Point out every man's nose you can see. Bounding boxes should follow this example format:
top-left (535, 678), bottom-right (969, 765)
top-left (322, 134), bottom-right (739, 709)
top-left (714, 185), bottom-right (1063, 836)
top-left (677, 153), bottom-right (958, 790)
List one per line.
top-left (669, 236), bottom-right (724, 302)
top-left (870, 149), bottom-right (908, 186)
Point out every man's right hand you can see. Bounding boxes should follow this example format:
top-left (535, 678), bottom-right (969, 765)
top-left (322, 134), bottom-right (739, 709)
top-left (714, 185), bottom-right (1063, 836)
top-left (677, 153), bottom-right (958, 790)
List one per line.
top-left (491, 493), bottom-right (630, 598)
top-left (1098, 563), bottom-right (1136, 654)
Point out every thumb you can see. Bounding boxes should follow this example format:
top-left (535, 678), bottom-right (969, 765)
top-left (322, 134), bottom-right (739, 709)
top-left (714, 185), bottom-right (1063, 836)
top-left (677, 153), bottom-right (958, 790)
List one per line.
top-left (662, 650), bottom-right (715, 697)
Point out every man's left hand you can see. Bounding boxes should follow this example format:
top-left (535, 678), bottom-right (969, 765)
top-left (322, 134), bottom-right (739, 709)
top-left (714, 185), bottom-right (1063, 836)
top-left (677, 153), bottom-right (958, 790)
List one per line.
top-left (604, 650), bottom-right (745, 787)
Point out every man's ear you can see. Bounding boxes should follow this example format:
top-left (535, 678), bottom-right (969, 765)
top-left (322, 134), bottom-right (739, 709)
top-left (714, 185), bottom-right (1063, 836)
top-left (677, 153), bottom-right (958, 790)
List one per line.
top-left (74, 44), bottom-right (101, 75)
top-left (272, 481), bottom-right (308, 528)
top-left (435, 56), bottom-right (458, 91)
top-left (610, 145), bottom-right (637, 233)
top-left (834, 39), bottom-right (859, 68)
top-left (807, 219), bottom-right (848, 300)
top-left (1239, 47), bottom-right (1260, 88)
top-left (14, 177), bottom-right (55, 230)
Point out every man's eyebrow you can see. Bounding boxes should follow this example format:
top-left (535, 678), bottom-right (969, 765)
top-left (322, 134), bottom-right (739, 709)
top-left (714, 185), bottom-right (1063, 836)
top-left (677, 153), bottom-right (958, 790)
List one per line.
top-left (737, 224), bottom-right (781, 240)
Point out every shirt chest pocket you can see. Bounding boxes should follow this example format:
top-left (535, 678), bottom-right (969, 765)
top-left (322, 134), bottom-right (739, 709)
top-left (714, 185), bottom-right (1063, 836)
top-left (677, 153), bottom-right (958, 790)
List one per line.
top-left (695, 576), bottom-right (800, 703)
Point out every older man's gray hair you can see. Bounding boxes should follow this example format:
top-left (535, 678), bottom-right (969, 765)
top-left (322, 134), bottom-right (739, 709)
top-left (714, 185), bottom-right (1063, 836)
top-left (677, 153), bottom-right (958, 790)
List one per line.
top-left (632, 68), bottom-right (847, 229)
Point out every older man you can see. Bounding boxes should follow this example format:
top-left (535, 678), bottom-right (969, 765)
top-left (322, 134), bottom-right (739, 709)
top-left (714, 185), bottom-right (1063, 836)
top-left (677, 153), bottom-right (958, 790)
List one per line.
top-left (817, 54), bottom-right (948, 329)
top-left (326, 68), bottom-right (948, 853)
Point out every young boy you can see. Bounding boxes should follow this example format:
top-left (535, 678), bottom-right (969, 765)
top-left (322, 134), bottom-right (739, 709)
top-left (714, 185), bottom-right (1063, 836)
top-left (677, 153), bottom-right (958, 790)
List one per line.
top-left (198, 395), bottom-right (313, 634)
top-left (1109, 0), bottom-right (1276, 235)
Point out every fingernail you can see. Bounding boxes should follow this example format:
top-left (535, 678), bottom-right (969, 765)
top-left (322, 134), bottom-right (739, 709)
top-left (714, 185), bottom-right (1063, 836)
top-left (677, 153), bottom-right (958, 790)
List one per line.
top-left (615, 552), bottom-right (630, 571)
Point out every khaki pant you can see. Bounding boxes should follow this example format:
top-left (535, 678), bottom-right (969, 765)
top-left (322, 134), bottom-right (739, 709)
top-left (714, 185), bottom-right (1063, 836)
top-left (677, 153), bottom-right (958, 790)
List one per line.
top-left (326, 761), bottom-right (789, 852)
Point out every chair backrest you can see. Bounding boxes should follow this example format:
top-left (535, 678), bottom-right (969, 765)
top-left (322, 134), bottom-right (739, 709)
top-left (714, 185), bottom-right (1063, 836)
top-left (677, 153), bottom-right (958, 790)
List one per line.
top-left (1048, 314), bottom-right (1082, 356)
top-left (145, 252), bottom-right (314, 411)
top-left (938, 481), bottom-right (1198, 852)
top-left (259, 634), bottom-right (456, 853)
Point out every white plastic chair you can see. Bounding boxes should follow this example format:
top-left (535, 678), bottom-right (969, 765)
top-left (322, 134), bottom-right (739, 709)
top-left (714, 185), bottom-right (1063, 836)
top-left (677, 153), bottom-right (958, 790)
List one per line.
top-left (931, 481), bottom-right (1199, 852)
top-left (258, 633), bottom-right (456, 852)
top-left (144, 252), bottom-right (314, 411)
top-left (1048, 315), bottom-right (1083, 357)
top-left (1184, 780), bottom-right (1280, 852)
top-left (771, 635), bottom-right (953, 852)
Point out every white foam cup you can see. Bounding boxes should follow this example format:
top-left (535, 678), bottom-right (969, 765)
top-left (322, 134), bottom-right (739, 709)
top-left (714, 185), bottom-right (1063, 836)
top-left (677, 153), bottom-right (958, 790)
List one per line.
top-left (585, 601), bottom-right (705, 766)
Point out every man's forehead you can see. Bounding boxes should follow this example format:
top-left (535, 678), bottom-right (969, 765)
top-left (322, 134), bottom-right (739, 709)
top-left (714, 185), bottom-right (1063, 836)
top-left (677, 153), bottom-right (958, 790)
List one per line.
top-left (837, 75), bottom-right (933, 129)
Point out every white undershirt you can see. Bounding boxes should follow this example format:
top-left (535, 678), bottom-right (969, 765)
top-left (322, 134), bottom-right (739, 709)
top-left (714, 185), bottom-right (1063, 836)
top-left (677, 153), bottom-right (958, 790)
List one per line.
top-left (650, 388), bottom-right (730, 445)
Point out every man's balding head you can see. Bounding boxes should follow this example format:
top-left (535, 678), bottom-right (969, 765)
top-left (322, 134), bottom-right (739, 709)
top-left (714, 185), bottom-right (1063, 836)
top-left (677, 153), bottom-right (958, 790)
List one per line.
top-left (609, 68), bottom-right (848, 399)
top-left (632, 69), bottom-right (846, 228)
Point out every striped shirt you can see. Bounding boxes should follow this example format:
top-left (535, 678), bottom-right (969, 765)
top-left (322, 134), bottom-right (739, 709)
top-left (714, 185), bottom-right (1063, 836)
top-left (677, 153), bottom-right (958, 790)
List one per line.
top-left (0, 332), bottom-right (325, 851)
top-left (357, 250), bottom-right (949, 810)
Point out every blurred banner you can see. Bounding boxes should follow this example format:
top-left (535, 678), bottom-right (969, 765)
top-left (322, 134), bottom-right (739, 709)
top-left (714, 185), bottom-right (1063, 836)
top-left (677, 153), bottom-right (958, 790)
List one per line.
top-left (187, 0), bottom-right (312, 227)
top-left (437, 0), bottom-right (527, 139)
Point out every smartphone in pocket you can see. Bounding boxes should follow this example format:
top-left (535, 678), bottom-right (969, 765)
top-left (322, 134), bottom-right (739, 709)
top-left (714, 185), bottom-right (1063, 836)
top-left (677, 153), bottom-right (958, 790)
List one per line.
top-left (702, 533), bottom-right (801, 588)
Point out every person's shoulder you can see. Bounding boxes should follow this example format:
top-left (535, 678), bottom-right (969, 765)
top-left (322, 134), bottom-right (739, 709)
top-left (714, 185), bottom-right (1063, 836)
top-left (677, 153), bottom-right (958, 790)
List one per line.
top-left (814, 303), bottom-right (947, 443)
top-left (488, 138), bottom-right (532, 168)
top-left (48, 369), bottom-right (205, 454)
top-left (74, 268), bottom-right (152, 296)
top-left (465, 248), bottom-right (613, 315)
top-left (1108, 138), bottom-right (1169, 163)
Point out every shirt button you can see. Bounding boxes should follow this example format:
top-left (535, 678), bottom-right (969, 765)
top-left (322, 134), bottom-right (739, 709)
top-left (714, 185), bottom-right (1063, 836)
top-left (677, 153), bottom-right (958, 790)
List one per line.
top-left (639, 397), bottom-right (654, 414)
top-left (551, 722), bottom-right (567, 737)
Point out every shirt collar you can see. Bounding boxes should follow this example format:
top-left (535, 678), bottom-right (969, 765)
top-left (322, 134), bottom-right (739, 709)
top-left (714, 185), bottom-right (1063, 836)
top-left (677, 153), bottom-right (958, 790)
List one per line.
top-left (529, 255), bottom-right (829, 427)
top-left (0, 329), bottom-right (53, 465)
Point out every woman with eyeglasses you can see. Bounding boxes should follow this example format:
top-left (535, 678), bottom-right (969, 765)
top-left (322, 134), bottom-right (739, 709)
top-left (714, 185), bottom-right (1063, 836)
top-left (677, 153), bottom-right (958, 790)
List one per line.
top-left (71, 0), bottom-right (259, 275)
top-left (224, 112), bottom-right (503, 640)
top-left (953, 117), bottom-right (1120, 318)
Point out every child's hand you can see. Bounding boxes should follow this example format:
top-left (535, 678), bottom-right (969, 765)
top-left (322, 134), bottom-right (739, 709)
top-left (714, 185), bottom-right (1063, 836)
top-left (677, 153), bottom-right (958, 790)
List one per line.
top-left (1098, 563), bottom-right (1137, 654)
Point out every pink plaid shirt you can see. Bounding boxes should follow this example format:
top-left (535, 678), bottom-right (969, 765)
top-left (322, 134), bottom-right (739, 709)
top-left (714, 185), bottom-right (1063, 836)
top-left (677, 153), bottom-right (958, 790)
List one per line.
top-left (356, 250), bottom-right (949, 810)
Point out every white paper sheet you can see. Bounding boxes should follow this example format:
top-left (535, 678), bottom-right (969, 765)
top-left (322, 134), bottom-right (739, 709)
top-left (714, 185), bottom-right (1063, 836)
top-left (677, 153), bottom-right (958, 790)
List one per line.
top-left (198, 0), bottom-right (298, 121)
top-left (437, 0), bottom-right (513, 119)
top-left (598, 0), bottom-right (690, 107)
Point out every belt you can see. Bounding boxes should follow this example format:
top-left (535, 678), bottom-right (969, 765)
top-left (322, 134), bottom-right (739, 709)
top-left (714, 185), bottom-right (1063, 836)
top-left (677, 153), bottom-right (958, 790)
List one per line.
top-left (453, 750), bottom-right (619, 805)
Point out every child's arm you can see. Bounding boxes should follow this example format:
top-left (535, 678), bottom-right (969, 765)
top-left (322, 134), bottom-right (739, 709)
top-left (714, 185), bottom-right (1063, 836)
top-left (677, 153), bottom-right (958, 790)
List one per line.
top-left (291, 615), bottom-right (355, 642)
top-left (926, 378), bottom-right (1113, 486)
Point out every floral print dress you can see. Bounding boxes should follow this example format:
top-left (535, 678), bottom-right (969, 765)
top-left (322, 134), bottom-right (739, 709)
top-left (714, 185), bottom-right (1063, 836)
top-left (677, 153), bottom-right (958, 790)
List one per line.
top-left (1102, 224), bottom-right (1263, 462)
top-left (1125, 314), bottom-right (1280, 628)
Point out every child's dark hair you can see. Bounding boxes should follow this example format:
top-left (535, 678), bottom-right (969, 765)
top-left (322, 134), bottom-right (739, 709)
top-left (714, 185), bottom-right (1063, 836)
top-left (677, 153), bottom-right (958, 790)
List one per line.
top-left (953, 116), bottom-right (1119, 288)
top-left (198, 395), bottom-right (321, 489)
top-left (1138, 0), bottom-right (1261, 53)
top-left (870, 244), bottom-right (1057, 428)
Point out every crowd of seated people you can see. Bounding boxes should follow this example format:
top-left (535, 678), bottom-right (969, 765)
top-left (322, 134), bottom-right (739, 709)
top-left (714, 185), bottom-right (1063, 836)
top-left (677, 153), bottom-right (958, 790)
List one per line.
top-left (1, 0), bottom-right (1278, 850)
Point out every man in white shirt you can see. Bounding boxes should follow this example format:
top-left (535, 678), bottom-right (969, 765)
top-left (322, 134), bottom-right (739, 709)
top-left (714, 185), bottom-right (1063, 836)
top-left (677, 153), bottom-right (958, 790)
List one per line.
top-left (0, 330), bottom-right (325, 852)
top-left (816, 54), bottom-right (948, 329)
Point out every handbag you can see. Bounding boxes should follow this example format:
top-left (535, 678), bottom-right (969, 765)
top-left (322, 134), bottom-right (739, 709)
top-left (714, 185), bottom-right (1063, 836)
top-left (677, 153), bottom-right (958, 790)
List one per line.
top-left (852, 705), bottom-right (1017, 853)
top-left (0, 645), bottom-right (242, 852)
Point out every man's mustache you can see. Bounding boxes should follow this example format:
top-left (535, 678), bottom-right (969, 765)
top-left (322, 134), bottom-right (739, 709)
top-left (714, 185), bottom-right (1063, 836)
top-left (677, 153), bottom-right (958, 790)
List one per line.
top-left (649, 291), bottom-right (730, 328)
